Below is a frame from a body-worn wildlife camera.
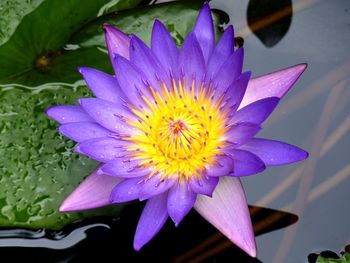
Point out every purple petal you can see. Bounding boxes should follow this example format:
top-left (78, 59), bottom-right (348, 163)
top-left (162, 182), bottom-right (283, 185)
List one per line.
top-left (206, 25), bottom-right (234, 78)
top-left (104, 24), bottom-right (130, 64)
top-left (230, 97), bottom-right (280, 125)
top-left (212, 48), bottom-right (244, 95)
top-left (167, 182), bottom-right (197, 226)
top-left (78, 67), bottom-right (125, 103)
top-left (138, 174), bottom-right (176, 201)
top-left (226, 149), bottom-right (266, 176)
top-left (79, 98), bottom-right (137, 134)
top-left (76, 137), bottom-right (129, 162)
top-left (58, 122), bottom-right (110, 143)
top-left (239, 138), bottom-right (308, 166)
top-left (193, 3), bottom-right (215, 63)
top-left (59, 168), bottom-right (122, 212)
top-left (179, 32), bottom-right (205, 93)
top-left (194, 177), bottom-right (256, 257)
top-left (129, 35), bottom-right (170, 91)
top-left (219, 71), bottom-right (251, 113)
top-left (205, 155), bottom-right (234, 177)
top-left (151, 20), bottom-right (179, 79)
top-left (240, 63), bottom-right (307, 109)
top-left (134, 193), bottom-right (168, 250)
top-left (189, 176), bottom-right (219, 197)
top-left (99, 160), bottom-right (151, 178)
top-left (225, 123), bottom-right (261, 145)
top-left (46, 105), bottom-right (93, 124)
top-left (114, 56), bottom-right (151, 109)
top-left (110, 177), bottom-right (143, 203)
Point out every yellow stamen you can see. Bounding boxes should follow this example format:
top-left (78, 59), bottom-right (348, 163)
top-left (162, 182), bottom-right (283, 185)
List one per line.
top-left (128, 79), bottom-right (229, 180)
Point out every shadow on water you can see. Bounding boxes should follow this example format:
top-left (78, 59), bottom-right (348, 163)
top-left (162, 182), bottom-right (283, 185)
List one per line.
top-left (0, 205), bottom-right (297, 263)
top-left (247, 0), bottom-right (293, 47)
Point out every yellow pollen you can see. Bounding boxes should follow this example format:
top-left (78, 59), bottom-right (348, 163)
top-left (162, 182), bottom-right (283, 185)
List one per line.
top-left (126, 79), bottom-right (229, 180)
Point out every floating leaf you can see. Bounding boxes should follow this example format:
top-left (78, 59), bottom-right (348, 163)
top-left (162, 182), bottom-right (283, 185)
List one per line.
top-left (316, 253), bottom-right (350, 263)
top-left (308, 246), bottom-right (350, 263)
top-left (72, 0), bottom-right (221, 48)
top-left (0, 0), bottom-right (142, 86)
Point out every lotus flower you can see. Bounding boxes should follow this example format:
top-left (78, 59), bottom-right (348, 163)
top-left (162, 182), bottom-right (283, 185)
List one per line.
top-left (46, 3), bottom-right (308, 257)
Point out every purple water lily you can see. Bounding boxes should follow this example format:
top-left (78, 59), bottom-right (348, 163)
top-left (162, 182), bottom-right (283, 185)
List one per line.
top-left (46, 3), bottom-right (308, 257)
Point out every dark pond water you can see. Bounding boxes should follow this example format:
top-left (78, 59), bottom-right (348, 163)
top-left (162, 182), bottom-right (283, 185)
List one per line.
top-left (1, 0), bottom-right (349, 262)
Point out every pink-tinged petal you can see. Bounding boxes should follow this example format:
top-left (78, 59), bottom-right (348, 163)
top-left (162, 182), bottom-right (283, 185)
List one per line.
top-left (239, 138), bottom-right (308, 166)
top-left (104, 24), bottom-right (130, 63)
top-left (114, 55), bottom-right (151, 109)
top-left (138, 174), bottom-right (176, 201)
top-left (205, 155), bottom-right (234, 177)
top-left (240, 63), bottom-right (307, 109)
top-left (134, 193), bottom-right (168, 250)
top-left (194, 176), bottom-right (257, 257)
top-left (179, 32), bottom-right (205, 93)
top-left (78, 67), bottom-right (125, 103)
top-left (151, 20), bottom-right (179, 79)
top-left (193, 2), bottom-right (215, 63)
top-left (206, 25), bottom-right (234, 78)
top-left (110, 177), bottom-right (143, 203)
top-left (230, 97), bottom-right (280, 125)
top-left (59, 122), bottom-right (110, 143)
top-left (99, 160), bottom-right (151, 178)
top-left (212, 48), bottom-right (244, 95)
top-left (76, 138), bottom-right (129, 162)
top-left (59, 169), bottom-right (121, 212)
top-left (189, 176), bottom-right (219, 197)
top-left (167, 182), bottom-right (197, 226)
top-left (225, 122), bottom-right (261, 145)
top-left (130, 34), bottom-right (170, 91)
top-left (46, 105), bottom-right (93, 124)
top-left (227, 149), bottom-right (266, 176)
top-left (79, 98), bottom-right (137, 134)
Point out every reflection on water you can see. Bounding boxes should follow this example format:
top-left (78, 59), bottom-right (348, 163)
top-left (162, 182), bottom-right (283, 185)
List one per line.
top-left (0, 205), bottom-right (297, 262)
top-left (247, 0), bottom-right (292, 47)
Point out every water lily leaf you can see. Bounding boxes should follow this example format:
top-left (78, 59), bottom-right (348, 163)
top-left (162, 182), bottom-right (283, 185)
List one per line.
top-left (316, 253), bottom-right (350, 263)
top-left (71, 0), bottom-right (220, 48)
top-left (0, 1), bottom-right (221, 229)
top-left (308, 246), bottom-right (350, 263)
top-left (0, 0), bottom-right (44, 45)
top-left (0, 0), bottom-right (142, 86)
top-left (0, 84), bottom-right (125, 230)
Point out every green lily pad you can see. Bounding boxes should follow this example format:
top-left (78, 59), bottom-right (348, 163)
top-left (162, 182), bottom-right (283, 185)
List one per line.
top-left (0, 84), bottom-right (125, 229)
top-left (0, 0), bottom-right (44, 45)
top-left (316, 253), bottom-right (350, 263)
top-left (0, 0), bottom-right (142, 86)
top-left (0, 1), bottom-right (222, 229)
top-left (71, 0), bottom-right (221, 48)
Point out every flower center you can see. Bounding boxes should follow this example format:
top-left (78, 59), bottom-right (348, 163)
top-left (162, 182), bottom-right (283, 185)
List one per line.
top-left (170, 119), bottom-right (187, 134)
top-left (126, 80), bottom-right (229, 179)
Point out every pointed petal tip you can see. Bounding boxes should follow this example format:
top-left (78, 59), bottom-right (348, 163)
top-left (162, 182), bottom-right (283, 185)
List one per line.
top-left (245, 244), bottom-right (257, 258)
top-left (194, 177), bottom-right (257, 258)
top-left (45, 106), bottom-right (54, 118)
top-left (103, 23), bottom-right (117, 32)
top-left (58, 194), bottom-right (89, 213)
top-left (133, 240), bottom-right (143, 251)
top-left (77, 66), bottom-right (84, 74)
top-left (59, 201), bottom-right (71, 213)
